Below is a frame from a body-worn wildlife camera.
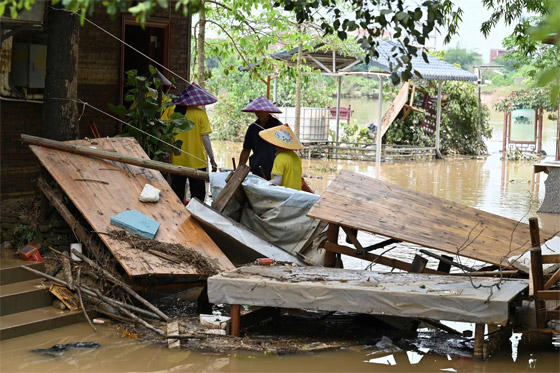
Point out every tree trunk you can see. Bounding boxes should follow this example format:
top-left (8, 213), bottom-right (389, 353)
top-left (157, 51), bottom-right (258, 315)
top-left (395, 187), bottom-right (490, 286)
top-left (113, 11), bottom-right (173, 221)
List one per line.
top-left (294, 38), bottom-right (303, 138)
top-left (197, 2), bottom-right (206, 87)
top-left (42, 7), bottom-right (79, 140)
top-left (556, 94), bottom-right (560, 161)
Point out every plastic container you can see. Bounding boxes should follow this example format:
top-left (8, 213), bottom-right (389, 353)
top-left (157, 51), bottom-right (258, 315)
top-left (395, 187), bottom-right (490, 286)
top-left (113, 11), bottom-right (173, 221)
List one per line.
top-left (17, 244), bottom-right (43, 262)
top-left (70, 243), bottom-right (83, 261)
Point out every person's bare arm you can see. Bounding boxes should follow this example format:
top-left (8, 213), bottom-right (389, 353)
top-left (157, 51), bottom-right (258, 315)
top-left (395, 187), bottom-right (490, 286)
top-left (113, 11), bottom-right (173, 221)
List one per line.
top-left (239, 148), bottom-right (251, 165)
top-left (202, 134), bottom-right (217, 172)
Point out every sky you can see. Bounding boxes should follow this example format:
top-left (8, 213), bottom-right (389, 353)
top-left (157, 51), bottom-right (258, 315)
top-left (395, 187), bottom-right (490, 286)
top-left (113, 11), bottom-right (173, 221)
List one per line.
top-left (429, 0), bottom-right (516, 62)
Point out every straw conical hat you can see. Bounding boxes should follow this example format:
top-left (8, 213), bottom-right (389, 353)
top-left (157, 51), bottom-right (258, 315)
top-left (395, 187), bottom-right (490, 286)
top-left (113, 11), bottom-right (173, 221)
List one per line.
top-left (173, 83), bottom-right (218, 106)
top-left (241, 95), bottom-right (282, 113)
top-left (258, 124), bottom-right (303, 150)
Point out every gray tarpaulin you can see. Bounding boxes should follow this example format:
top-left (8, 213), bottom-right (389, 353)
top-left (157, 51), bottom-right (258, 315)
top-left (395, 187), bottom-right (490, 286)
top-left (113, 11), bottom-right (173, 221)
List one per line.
top-left (208, 266), bottom-right (529, 325)
top-left (210, 173), bottom-right (327, 265)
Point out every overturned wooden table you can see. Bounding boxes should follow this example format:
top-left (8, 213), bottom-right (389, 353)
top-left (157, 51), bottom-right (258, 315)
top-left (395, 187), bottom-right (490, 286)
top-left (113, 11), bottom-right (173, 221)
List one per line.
top-left (208, 265), bottom-right (527, 358)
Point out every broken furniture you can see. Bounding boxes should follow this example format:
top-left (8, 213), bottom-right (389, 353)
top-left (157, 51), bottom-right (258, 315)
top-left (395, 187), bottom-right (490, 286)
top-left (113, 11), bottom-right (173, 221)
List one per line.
top-left (307, 171), bottom-right (557, 273)
top-left (208, 265), bottom-right (528, 359)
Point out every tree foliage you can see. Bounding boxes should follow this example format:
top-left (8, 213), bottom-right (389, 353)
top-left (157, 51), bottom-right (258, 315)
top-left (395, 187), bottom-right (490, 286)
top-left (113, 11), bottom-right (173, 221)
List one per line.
top-left (109, 66), bottom-right (192, 161)
top-left (443, 46), bottom-right (482, 73)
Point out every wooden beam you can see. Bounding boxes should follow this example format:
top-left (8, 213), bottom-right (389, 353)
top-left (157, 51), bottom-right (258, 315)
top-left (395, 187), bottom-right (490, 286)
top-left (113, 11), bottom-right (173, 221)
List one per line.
top-left (419, 249), bottom-right (476, 272)
top-left (324, 224), bottom-right (340, 268)
top-left (341, 226), bottom-right (364, 254)
top-left (536, 290), bottom-right (560, 301)
top-left (230, 304), bottom-right (241, 337)
top-left (544, 268), bottom-right (560, 290)
top-left (211, 164), bottom-right (250, 213)
top-left (409, 254), bottom-right (428, 273)
top-left (22, 134), bottom-right (209, 180)
top-left (474, 323), bottom-right (485, 360)
top-left (529, 217), bottom-right (546, 329)
top-left (542, 254), bottom-right (560, 264)
top-left (324, 242), bottom-right (445, 275)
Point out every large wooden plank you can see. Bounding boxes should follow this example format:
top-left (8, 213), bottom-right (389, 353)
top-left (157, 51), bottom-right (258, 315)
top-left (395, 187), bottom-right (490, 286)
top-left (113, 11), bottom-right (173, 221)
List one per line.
top-left (29, 137), bottom-right (234, 278)
top-left (380, 82), bottom-right (409, 138)
top-left (208, 266), bottom-right (528, 325)
top-left (308, 171), bottom-right (557, 269)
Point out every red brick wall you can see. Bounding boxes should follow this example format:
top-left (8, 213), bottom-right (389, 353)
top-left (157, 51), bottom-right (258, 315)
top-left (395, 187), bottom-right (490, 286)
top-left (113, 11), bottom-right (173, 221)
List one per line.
top-left (1, 5), bottom-right (190, 200)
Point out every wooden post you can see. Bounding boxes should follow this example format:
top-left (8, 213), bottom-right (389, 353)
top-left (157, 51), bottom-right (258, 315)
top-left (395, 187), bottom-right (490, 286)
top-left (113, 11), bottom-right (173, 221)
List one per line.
top-left (324, 223), bottom-right (339, 267)
top-left (409, 254), bottom-right (428, 273)
top-left (230, 304), bottom-right (241, 337)
top-left (529, 217), bottom-right (546, 329)
top-left (212, 164), bottom-right (250, 213)
top-left (474, 323), bottom-right (485, 360)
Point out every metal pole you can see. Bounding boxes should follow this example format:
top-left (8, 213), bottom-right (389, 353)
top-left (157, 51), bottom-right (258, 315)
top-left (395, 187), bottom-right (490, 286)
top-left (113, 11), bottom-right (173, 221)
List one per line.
top-left (375, 76), bottom-right (383, 164)
top-left (477, 69), bottom-right (483, 154)
top-left (335, 75), bottom-right (342, 144)
top-left (273, 77), bottom-right (278, 103)
top-left (435, 80), bottom-right (443, 158)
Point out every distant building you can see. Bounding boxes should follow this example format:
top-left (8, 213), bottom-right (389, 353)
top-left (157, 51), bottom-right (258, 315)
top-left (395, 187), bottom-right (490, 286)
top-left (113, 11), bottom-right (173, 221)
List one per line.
top-left (490, 49), bottom-right (509, 63)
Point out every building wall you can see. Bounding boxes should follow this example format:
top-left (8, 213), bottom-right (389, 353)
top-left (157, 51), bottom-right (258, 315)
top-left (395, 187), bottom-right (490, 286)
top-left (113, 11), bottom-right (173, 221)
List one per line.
top-left (1, 6), bottom-right (190, 200)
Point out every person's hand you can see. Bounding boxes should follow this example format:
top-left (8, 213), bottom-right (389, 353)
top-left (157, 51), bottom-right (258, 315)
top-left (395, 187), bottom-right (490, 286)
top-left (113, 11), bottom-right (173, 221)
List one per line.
top-left (210, 158), bottom-right (218, 172)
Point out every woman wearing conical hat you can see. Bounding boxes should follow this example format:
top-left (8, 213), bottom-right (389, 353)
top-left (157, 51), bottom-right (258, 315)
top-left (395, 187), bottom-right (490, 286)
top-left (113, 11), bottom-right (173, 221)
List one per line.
top-left (258, 124), bottom-right (304, 191)
top-left (168, 83), bottom-right (218, 204)
top-left (238, 96), bottom-right (283, 180)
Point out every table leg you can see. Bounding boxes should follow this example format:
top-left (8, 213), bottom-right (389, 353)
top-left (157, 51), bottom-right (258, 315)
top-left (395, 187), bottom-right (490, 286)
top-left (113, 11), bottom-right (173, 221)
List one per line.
top-left (230, 304), bottom-right (241, 336)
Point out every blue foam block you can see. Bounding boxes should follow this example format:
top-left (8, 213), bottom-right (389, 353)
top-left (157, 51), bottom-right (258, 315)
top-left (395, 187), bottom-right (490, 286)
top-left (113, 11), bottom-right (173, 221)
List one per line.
top-left (110, 209), bottom-right (160, 239)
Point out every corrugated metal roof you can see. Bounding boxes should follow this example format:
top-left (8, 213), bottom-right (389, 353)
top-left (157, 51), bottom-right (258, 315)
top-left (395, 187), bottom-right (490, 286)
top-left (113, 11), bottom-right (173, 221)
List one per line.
top-left (370, 40), bottom-right (477, 82)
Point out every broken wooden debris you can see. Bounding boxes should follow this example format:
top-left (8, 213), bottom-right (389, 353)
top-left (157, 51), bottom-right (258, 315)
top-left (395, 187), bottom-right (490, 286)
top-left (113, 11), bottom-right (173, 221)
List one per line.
top-left (29, 136), bottom-right (234, 278)
top-left (71, 248), bottom-right (170, 322)
top-left (308, 171), bottom-right (557, 270)
top-left (211, 163), bottom-right (250, 213)
top-left (49, 283), bottom-right (79, 311)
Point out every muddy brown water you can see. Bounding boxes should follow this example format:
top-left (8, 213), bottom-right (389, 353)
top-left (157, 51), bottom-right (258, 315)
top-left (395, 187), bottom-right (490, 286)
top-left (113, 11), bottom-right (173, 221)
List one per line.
top-left (2, 136), bottom-right (559, 372)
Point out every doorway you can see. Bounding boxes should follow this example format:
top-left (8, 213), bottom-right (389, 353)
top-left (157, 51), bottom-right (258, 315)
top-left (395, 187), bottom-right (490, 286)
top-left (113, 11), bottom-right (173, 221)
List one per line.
top-left (120, 16), bottom-right (170, 105)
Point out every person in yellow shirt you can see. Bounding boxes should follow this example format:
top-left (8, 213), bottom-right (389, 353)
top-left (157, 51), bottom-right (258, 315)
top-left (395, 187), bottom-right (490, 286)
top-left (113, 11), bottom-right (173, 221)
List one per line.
top-left (258, 124), bottom-right (304, 191)
top-left (168, 83), bottom-right (218, 203)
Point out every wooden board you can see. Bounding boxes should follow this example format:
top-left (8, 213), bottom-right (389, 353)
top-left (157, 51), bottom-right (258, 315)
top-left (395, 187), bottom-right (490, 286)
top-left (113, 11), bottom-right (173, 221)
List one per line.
top-left (208, 266), bottom-right (528, 325)
top-left (30, 137), bottom-right (234, 278)
top-left (308, 171), bottom-right (557, 269)
top-left (380, 82), bottom-right (409, 138)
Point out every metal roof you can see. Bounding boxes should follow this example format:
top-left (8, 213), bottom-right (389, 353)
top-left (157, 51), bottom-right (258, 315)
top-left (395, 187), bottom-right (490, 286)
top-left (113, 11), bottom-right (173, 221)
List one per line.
top-left (272, 43), bottom-right (362, 73)
top-left (369, 40), bottom-right (478, 82)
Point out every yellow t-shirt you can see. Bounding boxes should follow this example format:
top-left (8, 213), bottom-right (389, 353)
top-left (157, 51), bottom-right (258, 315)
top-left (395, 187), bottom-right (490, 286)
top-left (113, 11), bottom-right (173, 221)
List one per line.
top-left (271, 149), bottom-right (302, 191)
top-left (170, 107), bottom-right (211, 169)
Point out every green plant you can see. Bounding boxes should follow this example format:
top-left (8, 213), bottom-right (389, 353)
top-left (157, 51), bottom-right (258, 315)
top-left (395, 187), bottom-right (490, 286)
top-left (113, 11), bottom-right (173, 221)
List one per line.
top-left (384, 80), bottom-right (492, 155)
top-left (109, 66), bottom-right (192, 162)
top-left (336, 120), bottom-right (374, 143)
top-left (12, 224), bottom-right (39, 246)
top-left (502, 148), bottom-right (539, 161)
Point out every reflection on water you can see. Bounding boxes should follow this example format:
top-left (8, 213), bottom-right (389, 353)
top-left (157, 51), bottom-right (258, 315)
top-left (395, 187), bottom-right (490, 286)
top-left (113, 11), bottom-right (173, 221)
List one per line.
top-left (2, 136), bottom-right (559, 372)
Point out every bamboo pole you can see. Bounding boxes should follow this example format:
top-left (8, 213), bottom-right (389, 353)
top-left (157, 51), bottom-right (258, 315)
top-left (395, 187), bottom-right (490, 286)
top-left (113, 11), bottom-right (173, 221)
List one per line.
top-left (21, 134), bottom-right (209, 180)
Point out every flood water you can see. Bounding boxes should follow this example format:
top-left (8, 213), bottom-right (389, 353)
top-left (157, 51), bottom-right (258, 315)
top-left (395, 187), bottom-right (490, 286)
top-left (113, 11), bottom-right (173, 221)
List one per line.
top-left (2, 120), bottom-right (559, 372)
